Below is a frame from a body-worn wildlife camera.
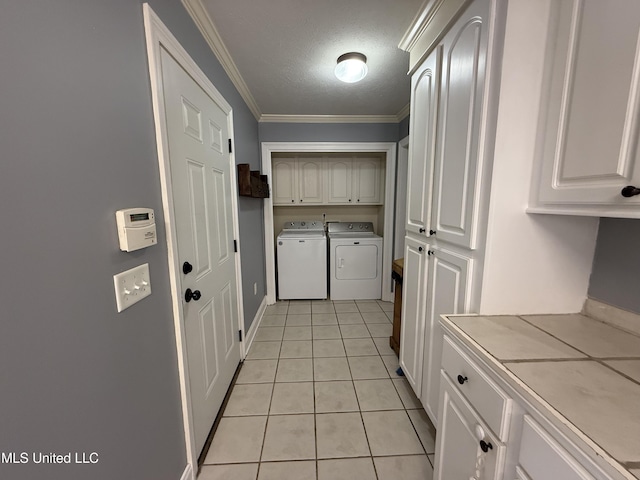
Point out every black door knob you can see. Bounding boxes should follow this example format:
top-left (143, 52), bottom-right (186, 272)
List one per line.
top-left (418, 246), bottom-right (423, 252)
top-left (621, 185), bottom-right (640, 197)
top-left (419, 228), bottom-right (426, 233)
top-left (183, 262), bottom-right (193, 275)
top-left (480, 440), bottom-right (493, 453)
top-left (429, 230), bottom-right (437, 235)
top-left (457, 375), bottom-right (468, 384)
top-left (185, 288), bottom-right (201, 302)
top-left (427, 250), bottom-right (435, 256)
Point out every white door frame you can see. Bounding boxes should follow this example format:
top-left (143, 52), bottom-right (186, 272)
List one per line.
top-left (143, 5), bottom-right (246, 477)
top-left (261, 142), bottom-right (397, 304)
top-left (394, 136), bottom-right (410, 261)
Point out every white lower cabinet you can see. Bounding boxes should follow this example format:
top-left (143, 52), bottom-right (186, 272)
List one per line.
top-left (399, 236), bottom-right (429, 394)
top-left (434, 372), bottom-right (506, 480)
top-left (518, 416), bottom-right (596, 480)
top-left (422, 247), bottom-right (472, 423)
top-left (437, 332), bottom-right (621, 480)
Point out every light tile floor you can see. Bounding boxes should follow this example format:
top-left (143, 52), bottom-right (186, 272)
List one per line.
top-left (199, 300), bottom-right (436, 480)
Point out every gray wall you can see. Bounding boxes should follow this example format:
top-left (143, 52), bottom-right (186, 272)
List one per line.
top-left (0, 1), bottom-right (262, 479)
top-left (398, 115), bottom-right (410, 139)
top-left (259, 122), bottom-right (401, 143)
top-left (588, 218), bottom-right (640, 314)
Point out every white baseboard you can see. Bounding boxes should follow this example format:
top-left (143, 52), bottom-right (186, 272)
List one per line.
top-left (243, 296), bottom-right (267, 358)
top-left (180, 463), bottom-right (193, 480)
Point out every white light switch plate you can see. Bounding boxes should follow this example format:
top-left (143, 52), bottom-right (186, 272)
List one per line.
top-left (113, 263), bottom-right (151, 312)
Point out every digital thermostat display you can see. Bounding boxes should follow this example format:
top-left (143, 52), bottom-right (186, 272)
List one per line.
top-left (116, 208), bottom-right (157, 252)
top-left (130, 213), bottom-right (150, 222)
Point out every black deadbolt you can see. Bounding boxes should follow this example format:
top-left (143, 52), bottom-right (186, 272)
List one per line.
top-left (183, 262), bottom-right (193, 275)
top-left (185, 288), bottom-right (201, 302)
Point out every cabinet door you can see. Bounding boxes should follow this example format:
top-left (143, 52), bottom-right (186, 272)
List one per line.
top-left (298, 158), bottom-right (324, 204)
top-left (534, 0), bottom-right (640, 214)
top-left (406, 47), bottom-right (441, 236)
top-left (399, 236), bottom-right (430, 395)
top-left (272, 159), bottom-right (297, 205)
top-left (326, 158), bottom-right (353, 204)
top-left (434, 373), bottom-right (505, 480)
top-left (431, 0), bottom-right (490, 249)
top-left (423, 247), bottom-right (472, 426)
top-left (353, 157), bottom-right (382, 204)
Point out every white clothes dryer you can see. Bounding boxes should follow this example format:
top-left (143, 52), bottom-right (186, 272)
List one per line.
top-left (327, 222), bottom-right (383, 300)
top-left (277, 221), bottom-right (327, 300)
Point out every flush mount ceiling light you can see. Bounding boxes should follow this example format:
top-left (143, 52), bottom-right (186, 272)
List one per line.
top-left (334, 52), bottom-right (368, 83)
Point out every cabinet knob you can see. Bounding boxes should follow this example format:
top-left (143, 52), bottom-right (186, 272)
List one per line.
top-left (427, 250), bottom-right (435, 256)
top-left (479, 440), bottom-right (493, 453)
top-left (429, 230), bottom-right (437, 235)
top-left (457, 374), bottom-right (468, 384)
top-left (419, 228), bottom-right (426, 233)
top-left (349, 199), bottom-right (352, 202)
top-left (621, 185), bottom-right (640, 197)
top-left (418, 246), bottom-right (423, 252)
top-left (357, 199), bottom-right (360, 202)
top-left (291, 199), bottom-right (295, 203)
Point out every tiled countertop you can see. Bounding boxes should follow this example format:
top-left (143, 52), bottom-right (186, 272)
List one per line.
top-left (440, 313), bottom-right (640, 480)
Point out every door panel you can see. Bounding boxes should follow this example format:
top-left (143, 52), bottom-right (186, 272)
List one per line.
top-left (353, 158), bottom-right (382, 204)
top-left (298, 159), bottom-right (323, 204)
top-left (272, 159), bottom-right (297, 204)
top-left (434, 373), bottom-right (505, 480)
top-left (399, 236), bottom-right (429, 395)
top-left (423, 247), bottom-right (472, 425)
top-left (327, 158), bottom-right (353, 203)
top-left (161, 47), bottom-right (240, 455)
top-left (335, 244), bottom-right (379, 279)
top-left (537, 0), bottom-right (640, 205)
top-left (406, 48), bottom-right (441, 236)
top-left (432, 0), bottom-right (489, 249)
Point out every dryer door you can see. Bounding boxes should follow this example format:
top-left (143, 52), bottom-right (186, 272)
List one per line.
top-left (335, 244), bottom-right (379, 280)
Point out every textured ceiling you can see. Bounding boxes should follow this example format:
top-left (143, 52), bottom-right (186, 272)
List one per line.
top-left (199, 0), bottom-right (425, 118)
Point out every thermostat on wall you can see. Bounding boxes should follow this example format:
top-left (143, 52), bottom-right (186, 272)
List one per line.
top-left (115, 208), bottom-right (157, 252)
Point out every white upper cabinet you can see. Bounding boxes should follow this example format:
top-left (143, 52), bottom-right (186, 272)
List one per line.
top-left (352, 157), bottom-right (383, 204)
top-left (530, 0), bottom-right (640, 217)
top-left (326, 158), bottom-right (353, 204)
top-left (298, 158), bottom-right (323, 204)
top-left (406, 48), bottom-right (441, 237)
top-left (272, 156), bottom-right (384, 206)
top-left (272, 158), bottom-right (297, 205)
top-left (431, 3), bottom-right (489, 250)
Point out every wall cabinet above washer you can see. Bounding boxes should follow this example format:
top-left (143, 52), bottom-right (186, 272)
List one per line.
top-left (272, 158), bottom-right (323, 205)
top-left (272, 156), bottom-right (384, 206)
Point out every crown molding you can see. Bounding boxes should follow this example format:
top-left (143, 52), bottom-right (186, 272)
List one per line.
top-left (398, 0), bottom-right (470, 73)
top-left (259, 114), bottom-right (402, 124)
top-left (396, 103), bottom-right (410, 121)
top-left (181, 0), bottom-right (262, 120)
top-left (398, 0), bottom-right (446, 52)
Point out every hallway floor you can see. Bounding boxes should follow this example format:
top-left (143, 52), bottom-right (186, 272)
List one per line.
top-left (198, 300), bottom-right (436, 480)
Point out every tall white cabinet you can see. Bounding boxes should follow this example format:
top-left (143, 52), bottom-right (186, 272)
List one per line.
top-left (401, 0), bottom-right (493, 425)
top-left (399, 0), bottom-right (602, 430)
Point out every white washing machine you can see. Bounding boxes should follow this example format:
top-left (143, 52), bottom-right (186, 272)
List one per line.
top-left (328, 222), bottom-right (383, 300)
top-left (277, 221), bottom-right (327, 300)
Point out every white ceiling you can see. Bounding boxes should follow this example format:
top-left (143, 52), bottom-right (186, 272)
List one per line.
top-left (189, 0), bottom-right (426, 120)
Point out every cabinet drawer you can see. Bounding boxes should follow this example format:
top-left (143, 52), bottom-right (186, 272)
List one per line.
top-left (518, 415), bottom-right (596, 480)
top-left (441, 335), bottom-right (511, 440)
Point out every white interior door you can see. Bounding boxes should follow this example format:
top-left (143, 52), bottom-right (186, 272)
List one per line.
top-left (161, 48), bottom-right (241, 455)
